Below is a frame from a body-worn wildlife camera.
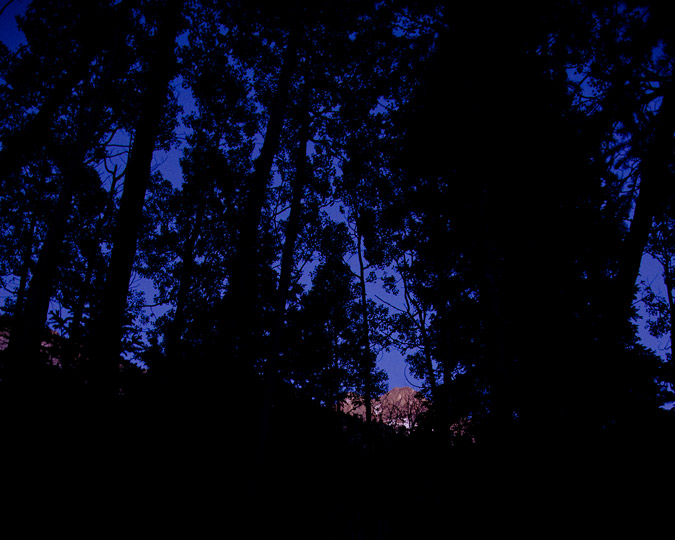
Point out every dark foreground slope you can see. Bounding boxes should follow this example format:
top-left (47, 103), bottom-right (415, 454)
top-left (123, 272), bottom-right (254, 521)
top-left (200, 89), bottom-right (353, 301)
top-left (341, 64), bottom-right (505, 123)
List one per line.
top-left (1, 374), bottom-right (674, 538)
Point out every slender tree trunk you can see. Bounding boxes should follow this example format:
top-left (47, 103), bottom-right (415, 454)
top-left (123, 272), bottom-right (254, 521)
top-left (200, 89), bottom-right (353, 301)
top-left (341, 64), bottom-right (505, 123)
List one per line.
top-left (65, 171), bottom-right (120, 370)
top-left (401, 258), bottom-right (439, 401)
top-left (356, 230), bottom-right (374, 427)
top-left (428, 301), bottom-right (455, 446)
top-left (661, 257), bottom-right (675, 369)
top-left (331, 324), bottom-right (340, 411)
top-left (64, 261), bottom-right (92, 369)
top-left (222, 30), bottom-right (299, 368)
top-left (476, 186), bottom-right (513, 441)
top-left (618, 83), bottom-right (675, 315)
top-left (14, 213), bottom-right (37, 318)
top-left (7, 170), bottom-right (76, 374)
top-left (5, 5), bottom-right (131, 383)
top-left (262, 100), bottom-right (310, 442)
top-left (400, 253), bottom-right (444, 432)
top-left (667, 275), bottom-right (675, 361)
top-left (244, 30), bottom-right (302, 498)
top-left (164, 206), bottom-right (204, 377)
top-left (90, 0), bottom-right (182, 392)
top-left (419, 318), bottom-right (438, 399)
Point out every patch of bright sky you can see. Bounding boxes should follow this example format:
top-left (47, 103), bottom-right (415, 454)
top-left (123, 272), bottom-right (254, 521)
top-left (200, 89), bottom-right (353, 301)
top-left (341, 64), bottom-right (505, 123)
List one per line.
top-left (0, 0), bottom-right (27, 49)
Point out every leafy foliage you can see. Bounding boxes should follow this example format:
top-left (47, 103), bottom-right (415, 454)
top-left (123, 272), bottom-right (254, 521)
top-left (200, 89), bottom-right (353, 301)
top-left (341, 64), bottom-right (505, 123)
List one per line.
top-left (1, 3), bottom-right (675, 498)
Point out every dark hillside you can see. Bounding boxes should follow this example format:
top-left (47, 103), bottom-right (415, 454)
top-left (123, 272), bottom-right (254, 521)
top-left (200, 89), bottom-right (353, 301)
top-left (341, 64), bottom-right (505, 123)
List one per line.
top-left (2, 373), bottom-right (674, 537)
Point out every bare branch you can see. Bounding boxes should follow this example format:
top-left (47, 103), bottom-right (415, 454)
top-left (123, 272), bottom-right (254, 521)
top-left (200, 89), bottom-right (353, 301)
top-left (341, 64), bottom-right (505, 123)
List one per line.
top-left (374, 293), bottom-right (406, 313)
top-left (143, 300), bottom-right (171, 309)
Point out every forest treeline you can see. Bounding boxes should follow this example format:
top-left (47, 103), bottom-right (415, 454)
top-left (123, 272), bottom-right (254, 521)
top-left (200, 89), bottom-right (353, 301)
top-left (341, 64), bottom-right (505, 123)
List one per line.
top-left (2, 0), bottom-right (675, 474)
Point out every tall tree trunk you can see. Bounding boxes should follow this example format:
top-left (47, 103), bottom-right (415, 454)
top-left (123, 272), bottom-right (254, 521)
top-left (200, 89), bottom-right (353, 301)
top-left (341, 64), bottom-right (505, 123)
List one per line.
top-left (7, 168), bottom-right (77, 374)
top-left (7, 154), bottom-right (103, 375)
top-left (331, 324), bottom-right (340, 411)
top-left (400, 256), bottom-right (439, 401)
top-left (65, 169), bottom-right (120, 370)
top-left (356, 229), bottom-right (374, 427)
top-left (476, 186), bottom-right (513, 441)
top-left (221, 30), bottom-right (299, 369)
top-left (164, 205), bottom-right (204, 378)
top-left (262, 99), bottom-right (310, 443)
top-left (667, 273), bottom-right (675, 364)
top-left (419, 317), bottom-right (438, 400)
top-left (5, 4), bottom-right (131, 383)
top-left (618, 83), bottom-right (675, 315)
top-left (430, 301), bottom-right (456, 446)
top-left (90, 0), bottom-right (182, 392)
top-left (14, 213), bottom-right (37, 318)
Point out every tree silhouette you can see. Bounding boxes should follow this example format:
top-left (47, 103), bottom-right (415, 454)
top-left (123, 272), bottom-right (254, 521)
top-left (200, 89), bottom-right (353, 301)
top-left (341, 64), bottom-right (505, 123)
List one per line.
top-left (88, 0), bottom-right (184, 395)
top-left (642, 216), bottom-right (675, 394)
top-left (1, 2), bottom-right (675, 533)
top-left (3, 0), bottom-right (134, 383)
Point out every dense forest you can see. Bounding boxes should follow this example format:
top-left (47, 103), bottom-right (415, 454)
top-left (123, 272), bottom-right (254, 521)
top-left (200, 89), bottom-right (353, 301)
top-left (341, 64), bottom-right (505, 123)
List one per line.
top-left (1, 0), bottom-right (675, 536)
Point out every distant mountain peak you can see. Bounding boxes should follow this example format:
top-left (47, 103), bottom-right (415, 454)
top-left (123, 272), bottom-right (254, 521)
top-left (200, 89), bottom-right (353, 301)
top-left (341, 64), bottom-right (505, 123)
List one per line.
top-left (340, 386), bottom-right (427, 431)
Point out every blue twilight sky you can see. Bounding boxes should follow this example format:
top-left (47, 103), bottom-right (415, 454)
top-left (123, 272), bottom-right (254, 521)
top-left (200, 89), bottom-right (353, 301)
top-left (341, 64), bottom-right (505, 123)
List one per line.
top-left (0, 2), bottom-right (422, 390)
top-left (0, 1), bottom-right (26, 45)
top-left (153, 93), bottom-right (423, 391)
top-left (0, 2), bottom-right (670, 395)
